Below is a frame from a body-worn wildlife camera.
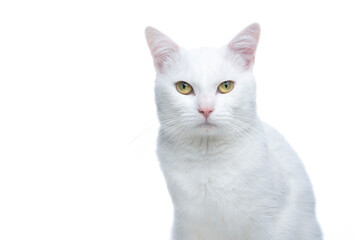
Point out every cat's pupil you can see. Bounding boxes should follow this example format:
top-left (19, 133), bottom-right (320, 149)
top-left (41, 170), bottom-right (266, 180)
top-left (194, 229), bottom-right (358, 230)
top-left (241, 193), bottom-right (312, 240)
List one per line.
top-left (224, 82), bottom-right (229, 88)
top-left (183, 83), bottom-right (187, 89)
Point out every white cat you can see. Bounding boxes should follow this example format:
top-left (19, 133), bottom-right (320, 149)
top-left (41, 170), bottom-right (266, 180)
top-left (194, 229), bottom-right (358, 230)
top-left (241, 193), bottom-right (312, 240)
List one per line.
top-left (145, 23), bottom-right (322, 240)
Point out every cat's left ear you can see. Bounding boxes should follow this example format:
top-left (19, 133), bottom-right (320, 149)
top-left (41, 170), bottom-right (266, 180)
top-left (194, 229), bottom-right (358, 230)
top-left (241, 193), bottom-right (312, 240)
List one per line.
top-left (145, 27), bottom-right (179, 73)
top-left (227, 23), bottom-right (260, 69)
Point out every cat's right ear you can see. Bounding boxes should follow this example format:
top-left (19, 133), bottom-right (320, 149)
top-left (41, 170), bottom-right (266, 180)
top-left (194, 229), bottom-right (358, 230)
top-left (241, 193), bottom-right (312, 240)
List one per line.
top-left (145, 27), bottom-right (179, 73)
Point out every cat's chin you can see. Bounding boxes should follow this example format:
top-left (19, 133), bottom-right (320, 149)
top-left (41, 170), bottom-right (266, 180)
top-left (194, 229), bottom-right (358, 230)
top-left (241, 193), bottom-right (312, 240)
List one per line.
top-left (196, 122), bottom-right (218, 134)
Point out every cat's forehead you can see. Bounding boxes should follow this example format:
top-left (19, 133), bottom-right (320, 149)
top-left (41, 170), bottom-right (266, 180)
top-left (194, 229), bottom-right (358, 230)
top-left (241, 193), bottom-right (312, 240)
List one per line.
top-left (182, 47), bottom-right (225, 66)
top-left (176, 47), bottom-right (236, 87)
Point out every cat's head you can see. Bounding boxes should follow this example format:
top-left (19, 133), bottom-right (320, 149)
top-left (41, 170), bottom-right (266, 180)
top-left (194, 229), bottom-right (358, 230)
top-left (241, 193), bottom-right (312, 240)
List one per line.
top-left (145, 24), bottom-right (260, 139)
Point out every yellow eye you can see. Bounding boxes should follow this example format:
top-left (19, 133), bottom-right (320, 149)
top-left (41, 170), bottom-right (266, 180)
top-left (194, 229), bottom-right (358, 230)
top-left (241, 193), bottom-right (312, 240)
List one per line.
top-left (218, 81), bottom-right (234, 94)
top-left (176, 81), bottom-right (193, 95)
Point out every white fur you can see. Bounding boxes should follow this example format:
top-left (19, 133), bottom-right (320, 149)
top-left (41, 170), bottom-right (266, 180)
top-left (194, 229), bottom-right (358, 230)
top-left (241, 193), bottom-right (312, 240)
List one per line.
top-left (145, 24), bottom-right (322, 240)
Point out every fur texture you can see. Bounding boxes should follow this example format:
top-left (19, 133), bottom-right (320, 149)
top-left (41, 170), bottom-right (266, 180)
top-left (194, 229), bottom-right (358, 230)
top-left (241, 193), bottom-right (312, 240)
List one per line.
top-left (145, 24), bottom-right (322, 240)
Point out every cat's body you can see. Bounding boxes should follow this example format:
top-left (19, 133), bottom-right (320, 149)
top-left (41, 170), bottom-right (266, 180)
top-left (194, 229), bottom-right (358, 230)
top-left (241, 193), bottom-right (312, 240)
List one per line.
top-left (159, 121), bottom-right (321, 240)
top-left (145, 24), bottom-right (322, 240)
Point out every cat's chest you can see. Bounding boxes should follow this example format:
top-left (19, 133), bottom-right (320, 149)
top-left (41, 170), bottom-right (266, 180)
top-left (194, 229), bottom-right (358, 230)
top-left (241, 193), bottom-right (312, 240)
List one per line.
top-left (160, 146), bottom-right (246, 202)
top-left (157, 136), bottom-right (264, 204)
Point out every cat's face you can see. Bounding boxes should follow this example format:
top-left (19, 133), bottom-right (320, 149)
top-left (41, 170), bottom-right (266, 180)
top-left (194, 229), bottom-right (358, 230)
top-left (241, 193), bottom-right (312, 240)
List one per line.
top-left (146, 24), bottom-right (260, 139)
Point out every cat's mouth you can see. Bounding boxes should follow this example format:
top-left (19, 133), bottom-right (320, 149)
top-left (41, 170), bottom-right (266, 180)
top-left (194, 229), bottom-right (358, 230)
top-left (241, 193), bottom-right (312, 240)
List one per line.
top-left (197, 122), bottom-right (216, 131)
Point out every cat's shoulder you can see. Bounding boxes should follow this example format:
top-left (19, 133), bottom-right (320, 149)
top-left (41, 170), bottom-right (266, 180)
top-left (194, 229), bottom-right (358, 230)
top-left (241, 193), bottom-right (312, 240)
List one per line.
top-left (261, 122), bottom-right (286, 145)
top-left (261, 121), bottom-right (306, 174)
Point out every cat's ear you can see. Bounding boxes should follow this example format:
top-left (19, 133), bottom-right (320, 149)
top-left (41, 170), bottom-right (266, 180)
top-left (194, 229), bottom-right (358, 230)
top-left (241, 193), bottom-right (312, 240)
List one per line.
top-left (145, 27), bottom-right (179, 73)
top-left (227, 23), bottom-right (260, 69)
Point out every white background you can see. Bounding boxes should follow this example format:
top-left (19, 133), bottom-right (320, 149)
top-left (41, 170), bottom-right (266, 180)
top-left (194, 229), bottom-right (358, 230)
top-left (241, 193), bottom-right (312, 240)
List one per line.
top-left (1, 0), bottom-right (360, 239)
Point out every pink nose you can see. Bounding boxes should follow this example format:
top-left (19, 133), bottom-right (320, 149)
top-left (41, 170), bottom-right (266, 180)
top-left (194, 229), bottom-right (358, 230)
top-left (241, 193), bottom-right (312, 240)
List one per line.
top-left (198, 108), bottom-right (214, 120)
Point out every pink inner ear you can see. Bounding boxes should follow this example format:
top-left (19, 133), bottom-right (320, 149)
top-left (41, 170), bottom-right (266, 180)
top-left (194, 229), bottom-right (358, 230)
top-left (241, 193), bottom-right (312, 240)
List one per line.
top-left (228, 23), bottom-right (260, 69)
top-left (145, 27), bottom-right (179, 73)
top-left (152, 43), bottom-right (178, 71)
